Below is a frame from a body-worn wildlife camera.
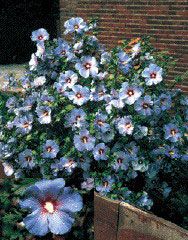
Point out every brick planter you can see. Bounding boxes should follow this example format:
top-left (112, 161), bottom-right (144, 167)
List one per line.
top-left (94, 192), bottom-right (188, 240)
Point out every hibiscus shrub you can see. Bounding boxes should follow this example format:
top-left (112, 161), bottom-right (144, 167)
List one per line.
top-left (0, 17), bottom-right (188, 239)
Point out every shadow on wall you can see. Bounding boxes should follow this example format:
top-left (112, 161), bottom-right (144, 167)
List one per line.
top-left (0, 0), bottom-right (60, 64)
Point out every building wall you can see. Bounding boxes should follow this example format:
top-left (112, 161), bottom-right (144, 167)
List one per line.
top-left (59, 0), bottom-right (188, 91)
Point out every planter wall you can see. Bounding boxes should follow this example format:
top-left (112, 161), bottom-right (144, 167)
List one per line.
top-left (94, 192), bottom-right (188, 240)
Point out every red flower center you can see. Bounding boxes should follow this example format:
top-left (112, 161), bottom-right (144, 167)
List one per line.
top-left (42, 199), bottom-right (59, 214)
top-left (43, 111), bottom-right (49, 117)
top-left (74, 24), bottom-right (79, 30)
top-left (46, 146), bottom-right (53, 153)
top-left (76, 115), bottom-right (81, 121)
top-left (127, 89), bottom-right (134, 96)
top-left (66, 78), bottom-right (72, 83)
top-left (142, 103), bottom-right (149, 109)
top-left (150, 72), bottom-right (156, 79)
top-left (76, 93), bottom-right (83, 99)
top-left (171, 129), bottom-right (177, 136)
top-left (125, 122), bottom-right (132, 129)
top-left (23, 122), bottom-right (30, 128)
top-left (59, 87), bottom-right (64, 93)
top-left (117, 158), bottom-right (123, 164)
top-left (68, 159), bottom-right (74, 166)
top-left (98, 148), bottom-right (104, 155)
top-left (84, 63), bottom-right (91, 70)
top-left (25, 156), bottom-right (32, 162)
top-left (103, 181), bottom-right (109, 187)
top-left (61, 50), bottom-right (66, 55)
top-left (98, 91), bottom-right (104, 96)
top-left (97, 120), bottom-right (104, 126)
top-left (81, 136), bottom-right (88, 144)
top-left (38, 35), bottom-right (44, 40)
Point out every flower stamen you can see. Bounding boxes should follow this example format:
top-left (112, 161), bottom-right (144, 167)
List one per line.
top-left (44, 201), bottom-right (55, 214)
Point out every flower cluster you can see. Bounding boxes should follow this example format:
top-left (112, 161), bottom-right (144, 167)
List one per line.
top-left (0, 17), bottom-right (187, 238)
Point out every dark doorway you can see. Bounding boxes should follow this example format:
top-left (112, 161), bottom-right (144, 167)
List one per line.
top-left (0, 0), bottom-right (59, 64)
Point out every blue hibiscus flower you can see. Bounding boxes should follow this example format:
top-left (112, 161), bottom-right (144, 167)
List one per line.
top-left (142, 63), bottom-right (163, 86)
top-left (42, 140), bottom-right (59, 159)
top-left (54, 82), bottom-right (66, 95)
top-left (6, 96), bottom-right (17, 111)
top-left (59, 70), bottom-right (78, 89)
top-left (112, 151), bottom-right (129, 172)
top-left (40, 94), bottom-right (55, 105)
top-left (36, 106), bottom-right (52, 124)
top-left (75, 56), bottom-right (98, 78)
top-left (164, 145), bottom-right (180, 159)
top-left (54, 41), bottom-right (74, 60)
top-left (14, 114), bottom-right (33, 134)
top-left (94, 113), bottom-right (110, 133)
top-left (124, 141), bottom-right (139, 156)
top-left (96, 176), bottom-right (115, 195)
top-left (22, 96), bottom-right (36, 111)
top-left (18, 149), bottom-right (35, 169)
top-left (117, 51), bottom-right (132, 74)
top-left (91, 84), bottom-right (107, 102)
top-left (59, 157), bottom-right (77, 174)
top-left (20, 178), bottom-right (83, 236)
top-left (136, 191), bottom-right (153, 210)
top-left (74, 129), bottom-right (96, 152)
top-left (100, 51), bottom-right (111, 64)
top-left (64, 17), bottom-right (88, 35)
top-left (65, 108), bottom-right (87, 129)
top-left (93, 143), bottom-right (109, 161)
top-left (116, 116), bottom-right (134, 136)
top-left (154, 93), bottom-right (172, 114)
top-left (134, 95), bottom-right (153, 116)
top-left (163, 123), bottom-right (182, 143)
top-left (119, 82), bottom-right (142, 105)
top-left (66, 85), bottom-right (90, 106)
top-left (31, 28), bottom-right (49, 42)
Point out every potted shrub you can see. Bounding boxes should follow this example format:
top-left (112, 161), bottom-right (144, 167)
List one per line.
top-left (0, 17), bottom-right (188, 239)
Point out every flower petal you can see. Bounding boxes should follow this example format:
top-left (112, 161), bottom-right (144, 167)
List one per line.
top-left (48, 211), bottom-right (74, 235)
top-left (20, 197), bottom-right (40, 212)
top-left (24, 185), bottom-right (42, 200)
top-left (58, 188), bottom-right (83, 213)
top-left (23, 209), bottom-right (49, 236)
top-left (80, 68), bottom-right (89, 78)
top-left (35, 178), bottom-right (65, 198)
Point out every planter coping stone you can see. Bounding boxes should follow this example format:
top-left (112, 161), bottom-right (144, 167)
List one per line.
top-left (94, 192), bottom-right (188, 240)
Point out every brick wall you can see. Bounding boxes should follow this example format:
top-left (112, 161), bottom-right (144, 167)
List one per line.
top-left (59, 0), bottom-right (188, 91)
